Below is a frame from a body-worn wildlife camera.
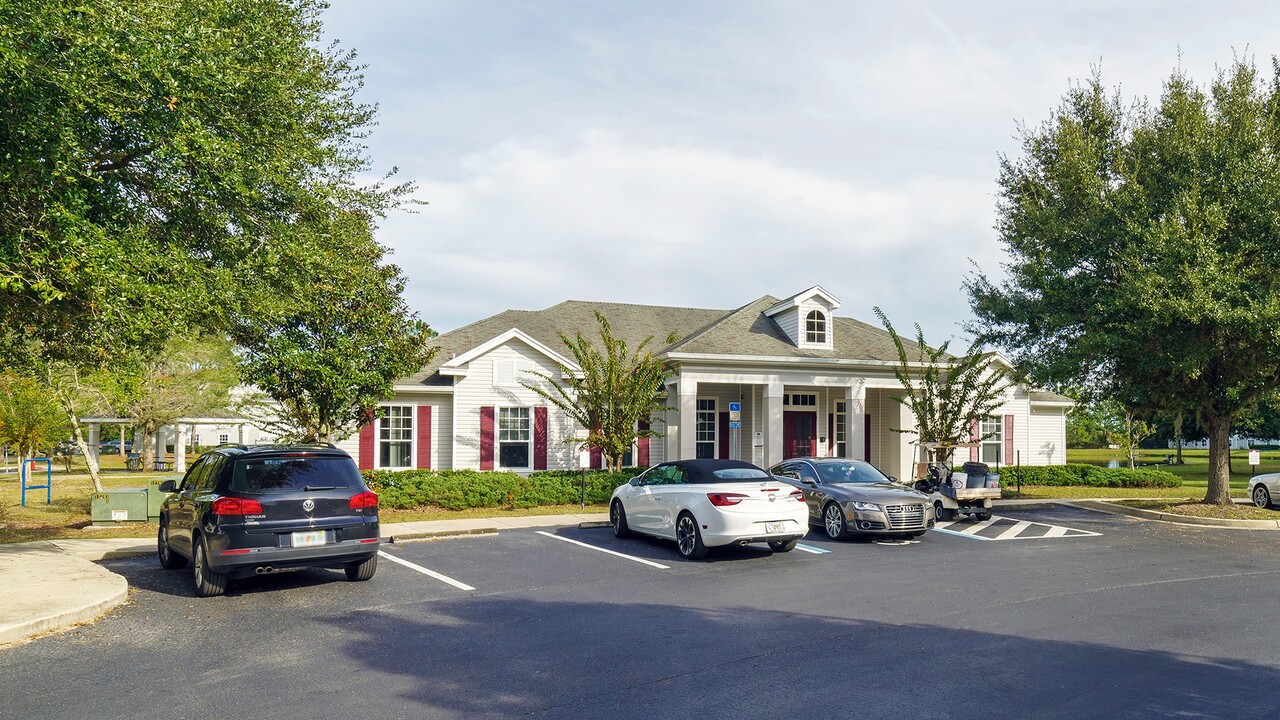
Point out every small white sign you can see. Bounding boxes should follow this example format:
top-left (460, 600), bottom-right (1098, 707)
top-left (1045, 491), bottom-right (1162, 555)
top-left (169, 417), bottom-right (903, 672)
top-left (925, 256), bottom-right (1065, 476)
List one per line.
top-left (111, 510), bottom-right (128, 521)
top-left (1250, 450), bottom-right (1261, 466)
top-left (753, 431), bottom-right (763, 447)
top-left (578, 448), bottom-right (591, 469)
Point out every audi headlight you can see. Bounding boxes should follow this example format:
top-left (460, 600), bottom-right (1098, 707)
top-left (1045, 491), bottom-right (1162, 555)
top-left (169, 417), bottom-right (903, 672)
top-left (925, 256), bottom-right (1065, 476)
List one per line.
top-left (850, 501), bottom-right (882, 512)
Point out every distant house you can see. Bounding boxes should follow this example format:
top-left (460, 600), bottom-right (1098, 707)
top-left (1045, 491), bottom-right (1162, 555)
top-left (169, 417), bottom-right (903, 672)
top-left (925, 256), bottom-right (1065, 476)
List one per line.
top-left (337, 286), bottom-right (1072, 480)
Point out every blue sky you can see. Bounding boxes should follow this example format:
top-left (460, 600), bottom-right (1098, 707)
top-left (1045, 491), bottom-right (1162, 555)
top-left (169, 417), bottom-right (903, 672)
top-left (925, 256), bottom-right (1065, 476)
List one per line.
top-left (321, 0), bottom-right (1280, 345)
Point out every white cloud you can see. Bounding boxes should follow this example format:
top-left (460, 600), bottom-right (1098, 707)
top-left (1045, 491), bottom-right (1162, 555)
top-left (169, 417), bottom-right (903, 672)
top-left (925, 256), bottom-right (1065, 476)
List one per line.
top-left (380, 131), bottom-right (997, 341)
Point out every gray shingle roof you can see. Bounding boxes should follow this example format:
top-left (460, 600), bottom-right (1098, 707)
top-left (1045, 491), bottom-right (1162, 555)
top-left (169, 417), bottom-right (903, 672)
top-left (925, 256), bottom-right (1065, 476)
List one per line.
top-left (405, 294), bottom-right (932, 385)
top-left (1029, 390), bottom-right (1075, 404)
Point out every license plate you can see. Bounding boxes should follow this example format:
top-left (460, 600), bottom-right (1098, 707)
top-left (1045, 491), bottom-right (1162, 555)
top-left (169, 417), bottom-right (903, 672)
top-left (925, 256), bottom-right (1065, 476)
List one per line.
top-left (292, 531), bottom-right (326, 548)
top-left (766, 522), bottom-right (785, 534)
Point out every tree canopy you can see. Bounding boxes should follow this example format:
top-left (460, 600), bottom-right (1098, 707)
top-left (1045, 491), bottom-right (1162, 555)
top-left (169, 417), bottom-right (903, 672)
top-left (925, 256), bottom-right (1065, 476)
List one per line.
top-left (522, 313), bottom-right (671, 472)
top-left (966, 58), bottom-right (1280, 503)
top-left (234, 211), bottom-right (437, 443)
top-left (0, 0), bottom-right (408, 368)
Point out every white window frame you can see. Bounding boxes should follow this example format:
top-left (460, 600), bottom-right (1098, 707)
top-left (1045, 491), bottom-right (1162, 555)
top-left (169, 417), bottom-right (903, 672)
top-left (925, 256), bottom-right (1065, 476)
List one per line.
top-left (805, 310), bottom-right (827, 344)
top-left (834, 401), bottom-right (847, 457)
top-left (217, 433), bottom-right (229, 445)
top-left (378, 405), bottom-right (416, 470)
top-left (696, 399), bottom-right (717, 459)
top-left (497, 406), bottom-right (532, 469)
top-left (980, 415), bottom-right (1003, 465)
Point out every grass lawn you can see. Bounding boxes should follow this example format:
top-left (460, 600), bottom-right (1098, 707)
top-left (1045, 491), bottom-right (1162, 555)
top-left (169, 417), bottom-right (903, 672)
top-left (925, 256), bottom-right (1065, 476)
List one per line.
top-left (0, 453), bottom-right (173, 544)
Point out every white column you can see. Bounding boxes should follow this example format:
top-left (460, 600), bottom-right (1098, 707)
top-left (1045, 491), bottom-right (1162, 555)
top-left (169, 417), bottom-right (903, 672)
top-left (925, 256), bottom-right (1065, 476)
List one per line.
top-left (847, 384), bottom-right (866, 461)
top-left (237, 423), bottom-right (246, 444)
top-left (678, 378), bottom-right (698, 461)
top-left (87, 423), bottom-right (101, 465)
top-left (763, 380), bottom-right (784, 468)
top-left (175, 424), bottom-right (187, 472)
top-left (155, 430), bottom-right (165, 469)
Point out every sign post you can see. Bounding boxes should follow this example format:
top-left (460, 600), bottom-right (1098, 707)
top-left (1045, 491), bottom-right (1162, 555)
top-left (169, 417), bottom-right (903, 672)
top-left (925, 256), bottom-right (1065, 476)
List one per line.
top-left (578, 447), bottom-right (591, 509)
top-left (728, 402), bottom-right (742, 461)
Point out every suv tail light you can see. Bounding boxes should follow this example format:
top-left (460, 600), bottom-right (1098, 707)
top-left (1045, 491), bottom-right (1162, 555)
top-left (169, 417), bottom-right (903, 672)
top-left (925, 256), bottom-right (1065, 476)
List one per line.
top-left (707, 492), bottom-right (747, 507)
top-left (211, 497), bottom-right (263, 516)
top-left (349, 491), bottom-right (378, 509)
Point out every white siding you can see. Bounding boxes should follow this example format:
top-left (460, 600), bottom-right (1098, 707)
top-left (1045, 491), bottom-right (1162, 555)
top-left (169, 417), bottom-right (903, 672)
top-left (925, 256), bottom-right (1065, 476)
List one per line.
top-left (1029, 407), bottom-right (1067, 466)
top-left (797, 300), bottom-right (835, 350)
top-left (453, 339), bottom-right (575, 471)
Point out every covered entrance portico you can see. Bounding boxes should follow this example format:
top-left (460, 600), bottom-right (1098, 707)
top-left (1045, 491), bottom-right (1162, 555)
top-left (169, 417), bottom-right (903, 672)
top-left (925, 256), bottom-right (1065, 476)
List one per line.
top-left (664, 368), bottom-right (917, 480)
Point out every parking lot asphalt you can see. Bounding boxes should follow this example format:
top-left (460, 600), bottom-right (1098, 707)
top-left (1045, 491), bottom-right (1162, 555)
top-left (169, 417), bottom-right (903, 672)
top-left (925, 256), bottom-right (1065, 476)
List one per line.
top-left (6, 505), bottom-right (1280, 720)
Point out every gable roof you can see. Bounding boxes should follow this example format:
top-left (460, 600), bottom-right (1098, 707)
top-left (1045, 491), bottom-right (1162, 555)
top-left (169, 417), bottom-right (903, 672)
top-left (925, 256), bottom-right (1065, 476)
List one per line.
top-left (404, 293), bottom-right (942, 386)
top-left (763, 284), bottom-right (842, 317)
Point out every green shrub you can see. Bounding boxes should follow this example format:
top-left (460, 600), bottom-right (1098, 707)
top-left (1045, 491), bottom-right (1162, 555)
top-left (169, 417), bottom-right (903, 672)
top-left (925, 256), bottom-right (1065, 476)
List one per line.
top-left (997, 464), bottom-right (1180, 488)
top-left (360, 468), bottom-right (639, 510)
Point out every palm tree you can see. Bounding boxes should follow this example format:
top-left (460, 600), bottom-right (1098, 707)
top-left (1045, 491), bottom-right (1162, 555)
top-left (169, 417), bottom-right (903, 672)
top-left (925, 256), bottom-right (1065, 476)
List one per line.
top-left (522, 312), bottom-right (671, 471)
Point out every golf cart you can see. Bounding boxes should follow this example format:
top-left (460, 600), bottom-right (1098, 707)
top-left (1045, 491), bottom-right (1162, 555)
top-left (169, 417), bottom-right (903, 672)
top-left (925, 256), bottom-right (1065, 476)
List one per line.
top-left (911, 441), bottom-right (1000, 522)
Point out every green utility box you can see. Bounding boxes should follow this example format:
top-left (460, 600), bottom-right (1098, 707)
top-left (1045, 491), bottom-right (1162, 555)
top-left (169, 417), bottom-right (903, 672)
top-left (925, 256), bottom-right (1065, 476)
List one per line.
top-left (147, 476), bottom-right (181, 521)
top-left (90, 489), bottom-right (149, 526)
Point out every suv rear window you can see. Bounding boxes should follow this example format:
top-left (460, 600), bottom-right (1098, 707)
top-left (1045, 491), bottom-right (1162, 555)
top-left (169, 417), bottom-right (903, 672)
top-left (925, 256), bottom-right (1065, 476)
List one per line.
top-left (231, 456), bottom-right (363, 494)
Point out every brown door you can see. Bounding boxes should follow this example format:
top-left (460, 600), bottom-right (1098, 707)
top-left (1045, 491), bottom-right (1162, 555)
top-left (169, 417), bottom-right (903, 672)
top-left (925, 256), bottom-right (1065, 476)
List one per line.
top-left (783, 411), bottom-right (816, 459)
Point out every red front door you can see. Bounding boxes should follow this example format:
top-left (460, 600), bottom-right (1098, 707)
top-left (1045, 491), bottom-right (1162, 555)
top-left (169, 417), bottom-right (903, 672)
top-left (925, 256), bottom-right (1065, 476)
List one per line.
top-left (783, 411), bottom-right (816, 459)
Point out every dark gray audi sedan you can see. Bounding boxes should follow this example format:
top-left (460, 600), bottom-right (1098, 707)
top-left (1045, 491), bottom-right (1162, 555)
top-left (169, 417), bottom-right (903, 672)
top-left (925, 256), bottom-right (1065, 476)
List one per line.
top-left (156, 444), bottom-right (380, 596)
top-left (770, 457), bottom-right (934, 539)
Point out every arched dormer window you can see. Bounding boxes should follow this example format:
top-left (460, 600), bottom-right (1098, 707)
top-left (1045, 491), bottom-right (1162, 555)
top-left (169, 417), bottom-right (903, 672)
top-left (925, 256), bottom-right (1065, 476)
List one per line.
top-left (805, 310), bottom-right (827, 344)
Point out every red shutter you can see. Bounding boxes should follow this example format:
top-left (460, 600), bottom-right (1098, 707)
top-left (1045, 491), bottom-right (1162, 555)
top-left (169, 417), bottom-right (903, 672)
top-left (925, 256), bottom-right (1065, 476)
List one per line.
top-left (534, 406), bottom-right (548, 470)
top-left (828, 415), bottom-right (835, 457)
top-left (970, 418), bottom-right (980, 462)
top-left (590, 445), bottom-right (602, 469)
top-left (358, 421), bottom-right (375, 471)
top-left (864, 414), bottom-right (872, 462)
top-left (637, 419), bottom-right (650, 467)
top-left (479, 406), bottom-right (494, 471)
top-left (416, 406), bottom-right (432, 470)
top-left (718, 412), bottom-right (729, 459)
top-left (1004, 414), bottom-right (1014, 466)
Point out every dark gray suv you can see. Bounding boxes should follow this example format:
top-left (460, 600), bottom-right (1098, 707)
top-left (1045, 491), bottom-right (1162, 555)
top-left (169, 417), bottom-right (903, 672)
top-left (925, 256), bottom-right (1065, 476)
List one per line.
top-left (156, 444), bottom-right (380, 596)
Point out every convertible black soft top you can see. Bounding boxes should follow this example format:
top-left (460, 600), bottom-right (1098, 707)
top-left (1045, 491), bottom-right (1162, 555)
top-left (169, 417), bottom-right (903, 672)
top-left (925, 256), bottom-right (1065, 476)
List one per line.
top-left (666, 459), bottom-right (772, 483)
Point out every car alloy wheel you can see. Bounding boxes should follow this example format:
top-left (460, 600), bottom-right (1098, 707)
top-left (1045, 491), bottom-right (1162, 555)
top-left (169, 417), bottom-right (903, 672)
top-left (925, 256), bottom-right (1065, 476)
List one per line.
top-left (610, 500), bottom-right (632, 538)
top-left (1254, 485), bottom-right (1272, 509)
top-left (157, 520), bottom-right (186, 569)
top-left (676, 513), bottom-right (707, 559)
top-left (193, 538), bottom-right (228, 597)
top-left (824, 503), bottom-right (847, 540)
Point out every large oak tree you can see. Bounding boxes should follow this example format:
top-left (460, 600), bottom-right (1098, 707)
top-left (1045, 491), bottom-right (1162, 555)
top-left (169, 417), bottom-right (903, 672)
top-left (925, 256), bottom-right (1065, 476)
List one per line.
top-left (967, 59), bottom-right (1280, 504)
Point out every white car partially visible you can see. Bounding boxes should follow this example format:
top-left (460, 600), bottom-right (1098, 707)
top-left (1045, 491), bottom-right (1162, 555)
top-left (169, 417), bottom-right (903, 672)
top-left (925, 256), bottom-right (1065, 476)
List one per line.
top-left (609, 459), bottom-right (809, 559)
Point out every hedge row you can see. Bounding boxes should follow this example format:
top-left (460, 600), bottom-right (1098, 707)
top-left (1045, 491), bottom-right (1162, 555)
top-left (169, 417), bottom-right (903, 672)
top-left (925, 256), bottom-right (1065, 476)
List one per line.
top-left (360, 468), bottom-right (641, 510)
top-left (994, 464), bottom-right (1181, 488)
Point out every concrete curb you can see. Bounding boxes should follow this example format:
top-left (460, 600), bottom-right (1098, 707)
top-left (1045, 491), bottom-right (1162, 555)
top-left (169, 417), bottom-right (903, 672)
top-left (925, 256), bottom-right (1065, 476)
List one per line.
top-left (385, 527), bottom-right (499, 543)
top-left (1062, 499), bottom-right (1280, 529)
top-left (0, 543), bottom-right (130, 648)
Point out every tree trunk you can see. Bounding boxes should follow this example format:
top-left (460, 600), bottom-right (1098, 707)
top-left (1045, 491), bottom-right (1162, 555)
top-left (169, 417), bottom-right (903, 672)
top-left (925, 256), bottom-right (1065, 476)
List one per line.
top-left (119, 425), bottom-right (127, 457)
top-left (52, 386), bottom-right (104, 492)
top-left (1203, 414), bottom-right (1233, 505)
top-left (139, 423), bottom-right (157, 472)
top-left (1174, 412), bottom-right (1184, 465)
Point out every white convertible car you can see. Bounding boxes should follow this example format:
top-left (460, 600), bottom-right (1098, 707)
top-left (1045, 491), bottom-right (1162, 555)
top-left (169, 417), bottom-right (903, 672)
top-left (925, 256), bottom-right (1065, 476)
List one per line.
top-left (609, 459), bottom-right (809, 559)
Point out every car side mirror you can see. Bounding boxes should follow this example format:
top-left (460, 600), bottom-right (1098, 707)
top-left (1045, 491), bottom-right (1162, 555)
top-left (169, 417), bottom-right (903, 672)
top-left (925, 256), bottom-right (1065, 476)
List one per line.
top-left (887, 475), bottom-right (897, 483)
top-left (800, 478), bottom-right (818, 487)
top-left (158, 480), bottom-right (176, 493)
top-left (630, 477), bottom-right (643, 487)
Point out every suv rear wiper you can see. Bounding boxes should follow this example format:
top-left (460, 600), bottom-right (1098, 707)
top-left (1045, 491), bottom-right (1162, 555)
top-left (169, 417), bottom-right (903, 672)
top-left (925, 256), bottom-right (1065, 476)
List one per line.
top-left (303, 485), bottom-right (339, 491)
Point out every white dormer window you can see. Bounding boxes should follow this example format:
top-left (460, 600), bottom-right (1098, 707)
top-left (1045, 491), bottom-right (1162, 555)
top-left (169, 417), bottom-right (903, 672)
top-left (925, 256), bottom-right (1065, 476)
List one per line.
top-left (805, 310), bottom-right (827, 344)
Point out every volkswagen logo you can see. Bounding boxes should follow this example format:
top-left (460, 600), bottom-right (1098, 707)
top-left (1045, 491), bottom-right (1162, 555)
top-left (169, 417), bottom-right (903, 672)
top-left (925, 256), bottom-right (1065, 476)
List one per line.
top-left (302, 498), bottom-right (315, 512)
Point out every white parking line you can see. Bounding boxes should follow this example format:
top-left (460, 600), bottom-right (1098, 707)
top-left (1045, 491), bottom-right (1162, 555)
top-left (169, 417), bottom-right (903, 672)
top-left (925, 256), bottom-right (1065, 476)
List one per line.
top-left (378, 550), bottom-right (476, 591)
top-left (932, 526), bottom-right (993, 540)
top-left (994, 520), bottom-right (1033, 541)
top-left (794, 543), bottom-right (831, 554)
top-left (535, 531), bottom-right (670, 569)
